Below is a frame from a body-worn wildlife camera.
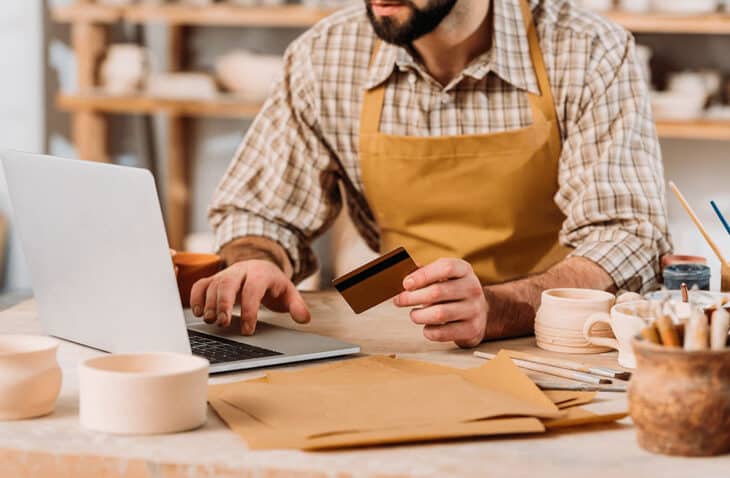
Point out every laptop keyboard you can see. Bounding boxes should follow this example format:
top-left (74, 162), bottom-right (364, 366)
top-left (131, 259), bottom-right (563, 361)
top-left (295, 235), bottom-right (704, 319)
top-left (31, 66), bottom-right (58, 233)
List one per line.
top-left (188, 330), bottom-right (282, 364)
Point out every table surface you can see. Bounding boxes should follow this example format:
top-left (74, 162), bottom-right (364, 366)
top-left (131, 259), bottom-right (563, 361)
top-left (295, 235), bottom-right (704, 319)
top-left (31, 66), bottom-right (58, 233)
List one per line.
top-left (1, 291), bottom-right (728, 478)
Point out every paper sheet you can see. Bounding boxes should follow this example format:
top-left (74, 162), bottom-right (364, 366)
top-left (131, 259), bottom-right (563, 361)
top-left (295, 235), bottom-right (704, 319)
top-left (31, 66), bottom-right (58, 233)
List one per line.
top-left (209, 352), bottom-right (621, 450)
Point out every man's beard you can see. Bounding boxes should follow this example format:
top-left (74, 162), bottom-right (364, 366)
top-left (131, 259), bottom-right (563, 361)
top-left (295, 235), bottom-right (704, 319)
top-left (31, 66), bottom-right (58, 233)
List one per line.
top-left (365, 0), bottom-right (458, 46)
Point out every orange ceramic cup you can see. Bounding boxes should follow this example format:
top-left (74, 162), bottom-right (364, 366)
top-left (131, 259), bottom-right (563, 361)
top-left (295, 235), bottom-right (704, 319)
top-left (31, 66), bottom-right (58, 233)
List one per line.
top-left (173, 252), bottom-right (223, 308)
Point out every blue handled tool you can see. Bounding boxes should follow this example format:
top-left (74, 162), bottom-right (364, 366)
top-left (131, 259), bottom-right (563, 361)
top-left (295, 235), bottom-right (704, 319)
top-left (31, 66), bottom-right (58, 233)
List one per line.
top-left (710, 200), bottom-right (730, 236)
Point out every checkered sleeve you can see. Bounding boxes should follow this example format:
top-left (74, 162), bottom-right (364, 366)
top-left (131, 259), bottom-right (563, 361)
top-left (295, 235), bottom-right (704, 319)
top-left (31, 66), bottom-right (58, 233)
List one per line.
top-left (208, 36), bottom-right (343, 283)
top-left (556, 30), bottom-right (672, 293)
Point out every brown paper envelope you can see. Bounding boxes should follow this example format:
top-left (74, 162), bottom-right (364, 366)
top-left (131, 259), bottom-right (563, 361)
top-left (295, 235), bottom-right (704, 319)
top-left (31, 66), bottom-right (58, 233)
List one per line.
top-left (542, 406), bottom-right (629, 430)
top-left (210, 397), bottom-right (545, 451)
top-left (216, 374), bottom-right (561, 439)
top-left (299, 417), bottom-right (545, 451)
top-left (265, 353), bottom-right (559, 417)
top-left (543, 391), bottom-right (597, 409)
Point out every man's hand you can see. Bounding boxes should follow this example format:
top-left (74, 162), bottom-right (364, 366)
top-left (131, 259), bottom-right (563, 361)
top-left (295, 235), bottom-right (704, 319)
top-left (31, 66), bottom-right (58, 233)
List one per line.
top-left (189, 260), bottom-right (311, 335)
top-left (393, 258), bottom-right (487, 348)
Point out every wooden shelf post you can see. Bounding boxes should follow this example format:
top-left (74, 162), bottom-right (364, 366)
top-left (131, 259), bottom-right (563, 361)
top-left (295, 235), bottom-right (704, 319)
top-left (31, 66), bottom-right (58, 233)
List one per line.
top-left (164, 25), bottom-right (190, 250)
top-left (70, 3), bottom-right (109, 162)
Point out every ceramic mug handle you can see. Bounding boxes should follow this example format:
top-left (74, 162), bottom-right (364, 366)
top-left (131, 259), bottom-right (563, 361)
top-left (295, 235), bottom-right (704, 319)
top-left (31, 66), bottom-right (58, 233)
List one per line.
top-left (583, 312), bottom-right (619, 350)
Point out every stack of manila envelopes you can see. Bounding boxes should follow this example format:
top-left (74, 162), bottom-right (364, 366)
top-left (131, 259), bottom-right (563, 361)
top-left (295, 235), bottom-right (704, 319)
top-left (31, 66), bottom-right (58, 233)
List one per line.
top-left (208, 351), bottom-right (627, 450)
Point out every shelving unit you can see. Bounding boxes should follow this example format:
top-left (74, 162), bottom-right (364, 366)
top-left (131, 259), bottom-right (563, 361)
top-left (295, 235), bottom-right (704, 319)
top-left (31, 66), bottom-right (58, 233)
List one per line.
top-left (51, 2), bottom-right (730, 248)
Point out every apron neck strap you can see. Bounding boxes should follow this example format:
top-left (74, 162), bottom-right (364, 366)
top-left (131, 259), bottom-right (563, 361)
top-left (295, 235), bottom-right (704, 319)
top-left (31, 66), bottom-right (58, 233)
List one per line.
top-left (519, 0), bottom-right (558, 122)
top-left (361, 40), bottom-right (386, 136)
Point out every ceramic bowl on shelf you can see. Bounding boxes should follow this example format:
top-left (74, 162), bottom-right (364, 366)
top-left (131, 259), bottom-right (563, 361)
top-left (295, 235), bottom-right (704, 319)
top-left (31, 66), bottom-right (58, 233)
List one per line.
top-left (79, 353), bottom-right (209, 435)
top-left (0, 335), bottom-right (62, 420)
top-left (650, 90), bottom-right (707, 121)
top-left (619, 0), bottom-right (650, 13)
top-left (651, 0), bottom-right (720, 14)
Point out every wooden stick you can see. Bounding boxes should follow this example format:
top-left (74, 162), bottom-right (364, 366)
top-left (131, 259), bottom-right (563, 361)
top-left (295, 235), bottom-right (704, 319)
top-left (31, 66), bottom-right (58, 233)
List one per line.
top-left (656, 314), bottom-right (681, 347)
top-left (501, 349), bottom-right (631, 380)
top-left (640, 324), bottom-right (661, 344)
top-left (668, 181), bottom-right (729, 267)
top-left (474, 352), bottom-right (612, 385)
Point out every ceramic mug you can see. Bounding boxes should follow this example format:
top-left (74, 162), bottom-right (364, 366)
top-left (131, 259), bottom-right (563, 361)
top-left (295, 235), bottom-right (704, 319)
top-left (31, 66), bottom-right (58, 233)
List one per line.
top-left (173, 252), bottom-right (223, 308)
top-left (0, 335), bottom-right (62, 420)
top-left (535, 288), bottom-right (616, 354)
top-left (583, 301), bottom-right (651, 369)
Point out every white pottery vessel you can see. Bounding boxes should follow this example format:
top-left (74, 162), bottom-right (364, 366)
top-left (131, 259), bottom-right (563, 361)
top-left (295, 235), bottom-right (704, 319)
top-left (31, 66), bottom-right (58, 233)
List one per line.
top-left (100, 44), bottom-right (149, 96)
top-left (535, 288), bottom-right (616, 354)
top-left (215, 50), bottom-right (283, 102)
top-left (79, 353), bottom-right (209, 435)
top-left (0, 335), bottom-right (62, 420)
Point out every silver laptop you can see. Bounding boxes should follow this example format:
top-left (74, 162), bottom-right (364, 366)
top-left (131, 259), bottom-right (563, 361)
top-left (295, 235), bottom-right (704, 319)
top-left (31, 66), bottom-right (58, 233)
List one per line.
top-left (1, 151), bottom-right (359, 373)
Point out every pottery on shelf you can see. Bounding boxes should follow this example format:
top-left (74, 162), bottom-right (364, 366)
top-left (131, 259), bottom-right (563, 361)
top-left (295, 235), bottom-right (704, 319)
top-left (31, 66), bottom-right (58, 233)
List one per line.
top-left (79, 352), bottom-right (209, 435)
top-left (100, 44), bottom-right (150, 96)
top-left (0, 335), bottom-right (62, 420)
top-left (146, 73), bottom-right (219, 100)
top-left (215, 50), bottom-right (283, 103)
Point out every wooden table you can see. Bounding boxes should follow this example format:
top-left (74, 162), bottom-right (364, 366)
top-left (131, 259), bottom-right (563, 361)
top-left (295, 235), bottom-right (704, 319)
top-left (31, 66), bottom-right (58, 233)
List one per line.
top-left (1, 291), bottom-right (728, 477)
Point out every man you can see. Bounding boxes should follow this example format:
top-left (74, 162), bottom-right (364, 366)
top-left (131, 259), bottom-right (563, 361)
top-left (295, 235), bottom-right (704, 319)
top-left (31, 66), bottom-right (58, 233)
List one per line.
top-left (191, 0), bottom-right (671, 347)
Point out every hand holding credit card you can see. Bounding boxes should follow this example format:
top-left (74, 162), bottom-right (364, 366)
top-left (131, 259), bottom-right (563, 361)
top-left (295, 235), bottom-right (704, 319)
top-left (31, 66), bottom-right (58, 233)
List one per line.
top-left (333, 247), bottom-right (419, 314)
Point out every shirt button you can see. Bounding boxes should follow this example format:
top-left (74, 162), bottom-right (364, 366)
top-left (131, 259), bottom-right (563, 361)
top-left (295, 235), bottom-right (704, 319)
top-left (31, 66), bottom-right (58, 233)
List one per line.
top-left (440, 93), bottom-right (451, 104)
top-left (408, 74), bottom-right (417, 85)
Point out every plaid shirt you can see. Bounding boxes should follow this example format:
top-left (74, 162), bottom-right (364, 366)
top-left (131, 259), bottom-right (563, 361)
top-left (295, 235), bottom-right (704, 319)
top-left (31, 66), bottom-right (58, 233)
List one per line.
top-left (209, 0), bottom-right (672, 292)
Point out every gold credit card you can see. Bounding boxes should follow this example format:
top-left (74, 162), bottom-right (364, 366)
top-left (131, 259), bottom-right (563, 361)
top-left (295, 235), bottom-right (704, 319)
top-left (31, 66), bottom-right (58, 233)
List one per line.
top-left (332, 247), bottom-right (419, 314)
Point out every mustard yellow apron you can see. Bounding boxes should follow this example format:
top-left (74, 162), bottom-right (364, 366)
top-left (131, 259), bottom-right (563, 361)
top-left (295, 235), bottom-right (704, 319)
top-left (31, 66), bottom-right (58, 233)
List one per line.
top-left (359, 0), bottom-right (570, 285)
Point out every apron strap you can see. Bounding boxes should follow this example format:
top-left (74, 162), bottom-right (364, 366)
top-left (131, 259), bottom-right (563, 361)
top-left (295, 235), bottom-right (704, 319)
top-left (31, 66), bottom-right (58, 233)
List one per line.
top-left (519, 0), bottom-right (560, 128)
top-left (360, 40), bottom-right (386, 136)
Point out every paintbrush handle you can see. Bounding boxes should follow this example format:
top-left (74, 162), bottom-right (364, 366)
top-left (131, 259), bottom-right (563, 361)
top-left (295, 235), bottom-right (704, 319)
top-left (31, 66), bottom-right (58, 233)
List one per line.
top-left (711, 201), bottom-right (730, 236)
top-left (669, 182), bottom-right (729, 267)
top-left (503, 350), bottom-right (628, 380)
top-left (474, 352), bottom-right (610, 385)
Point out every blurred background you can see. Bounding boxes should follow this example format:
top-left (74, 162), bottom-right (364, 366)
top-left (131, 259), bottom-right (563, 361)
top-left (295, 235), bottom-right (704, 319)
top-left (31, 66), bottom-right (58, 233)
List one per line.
top-left (0, 0), bottom-right (729, 297)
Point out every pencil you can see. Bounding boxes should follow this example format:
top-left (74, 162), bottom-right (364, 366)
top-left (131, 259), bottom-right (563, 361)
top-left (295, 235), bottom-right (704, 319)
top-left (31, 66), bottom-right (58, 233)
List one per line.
top-left (710, 200), bottom-right (730, 236)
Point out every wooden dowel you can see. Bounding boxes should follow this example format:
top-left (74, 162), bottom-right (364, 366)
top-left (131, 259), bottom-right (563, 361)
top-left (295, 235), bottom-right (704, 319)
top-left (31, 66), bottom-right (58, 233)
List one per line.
top-left (668, 181), bottom-right (729, 267)
top-left (474, 352), bottom-right (612, 385)
top-left (656, 314), bottom-right (681, 348)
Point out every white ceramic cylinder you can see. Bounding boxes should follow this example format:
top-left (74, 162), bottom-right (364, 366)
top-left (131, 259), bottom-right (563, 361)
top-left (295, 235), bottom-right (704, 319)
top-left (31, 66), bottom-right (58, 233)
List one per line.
top-left (79, 353), bottom-right (209, 435)
top-left (0, 335), bottom-right (62, 420)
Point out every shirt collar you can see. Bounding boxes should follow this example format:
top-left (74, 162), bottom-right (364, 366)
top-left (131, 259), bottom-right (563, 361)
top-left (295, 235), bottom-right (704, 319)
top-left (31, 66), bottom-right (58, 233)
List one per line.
top-left (364, 0), bottom-right (539, 94)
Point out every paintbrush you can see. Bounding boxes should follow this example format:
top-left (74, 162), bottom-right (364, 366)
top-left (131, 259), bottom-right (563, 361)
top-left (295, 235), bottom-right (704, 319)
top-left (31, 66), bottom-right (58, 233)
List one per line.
top-left (710, 200), bottom-right (730, 237)
top-left (474, 351), bottom-right (612, 385)
top-left (499, 349), bottom-right (631, 380)
top-left (669, 182), bottom-right (729, 268)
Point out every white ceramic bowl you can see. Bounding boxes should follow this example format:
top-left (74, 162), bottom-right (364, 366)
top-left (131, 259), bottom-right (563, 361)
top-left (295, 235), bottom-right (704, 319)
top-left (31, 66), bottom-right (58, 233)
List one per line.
top-left (652, 0), bottom-right (719, 14)
top-left (79, 353), bottom-right (209, 435)
top-left (0, 335), bottom-right (62, 420)
top-left (651, 90), bottom-right (707, 120)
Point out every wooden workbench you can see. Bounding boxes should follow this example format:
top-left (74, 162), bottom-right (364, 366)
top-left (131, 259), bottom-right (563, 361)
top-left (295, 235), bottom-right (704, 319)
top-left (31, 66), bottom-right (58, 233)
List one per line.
top-left (1, 291), bottom-right (728, 477)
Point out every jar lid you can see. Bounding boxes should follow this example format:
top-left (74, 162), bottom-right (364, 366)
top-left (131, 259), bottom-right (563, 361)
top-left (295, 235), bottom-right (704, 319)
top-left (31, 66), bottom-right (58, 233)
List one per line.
top-left (663, 263), bottom-right (711, 280)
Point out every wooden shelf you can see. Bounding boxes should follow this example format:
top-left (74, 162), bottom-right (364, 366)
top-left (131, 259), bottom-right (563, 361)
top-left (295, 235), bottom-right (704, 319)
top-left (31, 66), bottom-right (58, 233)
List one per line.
top-left (57, 92), bottom-right (262, 118)
top-left (52, 4), bottom-right (730, 34)
top-left (52, 4), bottom-right (336, 27)
top-left (656, 119), bottom-right (730, 141)
top-left (604, 11), bottom-right (730, 34)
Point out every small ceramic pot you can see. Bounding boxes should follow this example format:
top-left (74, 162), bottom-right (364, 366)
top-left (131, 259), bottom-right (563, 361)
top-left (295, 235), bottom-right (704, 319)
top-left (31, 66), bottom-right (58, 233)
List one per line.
top-left (0, 335), bottom-right (62, 420)
top-left (535, 288), bottom-right (615, 354)
top-left (173, 252), bottom-right (223, 308)
top-left (79, 353), bottom-right (209, 435)
top-left (629, 339), bottom-right (730, 456)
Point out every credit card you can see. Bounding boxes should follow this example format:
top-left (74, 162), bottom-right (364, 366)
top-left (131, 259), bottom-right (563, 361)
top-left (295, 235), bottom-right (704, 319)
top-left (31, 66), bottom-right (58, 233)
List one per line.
top-left (332, 247), bottom-right (419, 314)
